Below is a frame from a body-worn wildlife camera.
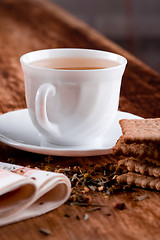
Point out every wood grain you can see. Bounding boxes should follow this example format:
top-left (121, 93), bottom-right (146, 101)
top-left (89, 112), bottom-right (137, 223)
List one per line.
top-left (0, 0), bottom-right (160, 239)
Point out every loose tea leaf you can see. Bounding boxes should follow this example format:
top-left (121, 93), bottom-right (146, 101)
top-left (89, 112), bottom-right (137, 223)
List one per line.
top-left (114, 202), bottom-right (126, 210)
top-left (136, 194), bottom-right (148, 201)
top-left (39, 228), bottom-right (51, 236)
top-left (37, 157), bottom-right (128, 205)
top-left (64, 213), bottom-right (70, 218)
top-left (84, 214), bottom-right (89, 221)
top-left (76, 215), bottom-right (80, 220)
top-left (86, 207), bottom-right (101, 212)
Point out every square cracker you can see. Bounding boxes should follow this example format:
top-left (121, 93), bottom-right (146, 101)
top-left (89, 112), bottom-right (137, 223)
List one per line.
top-left (119, 118), bottom-right (160, 143)
top-left (113, 136), bottom-right (160, 159)
top-left (118, 157), bottom-right (160, 177)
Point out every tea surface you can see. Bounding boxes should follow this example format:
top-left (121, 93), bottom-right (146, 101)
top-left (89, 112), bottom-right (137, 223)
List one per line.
top-left (31, 57), bottom-right (120, 70)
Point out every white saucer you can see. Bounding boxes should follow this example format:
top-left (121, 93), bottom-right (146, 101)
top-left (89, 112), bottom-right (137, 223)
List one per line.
top-left (0, 109), bottom-right (142, 157)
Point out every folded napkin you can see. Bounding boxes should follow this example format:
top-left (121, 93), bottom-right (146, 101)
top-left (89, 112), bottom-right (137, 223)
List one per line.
top-left (0, 162), bottom-right (71, 227)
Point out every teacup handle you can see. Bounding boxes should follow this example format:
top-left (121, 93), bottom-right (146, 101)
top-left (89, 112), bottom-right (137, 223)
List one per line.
top-left (35, 83), bottom-right (60, 138)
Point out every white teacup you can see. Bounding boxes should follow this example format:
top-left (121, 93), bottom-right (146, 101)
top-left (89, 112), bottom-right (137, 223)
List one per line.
top-left (20, 48), bottom-right (127, 146)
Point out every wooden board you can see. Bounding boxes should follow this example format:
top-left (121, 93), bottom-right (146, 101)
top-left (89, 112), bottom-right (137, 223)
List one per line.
top-left (0, 0), bottom-right (160, 239)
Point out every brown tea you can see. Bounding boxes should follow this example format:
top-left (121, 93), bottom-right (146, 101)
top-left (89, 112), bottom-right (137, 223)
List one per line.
top-left (31, 57), bottom-right (120, 70)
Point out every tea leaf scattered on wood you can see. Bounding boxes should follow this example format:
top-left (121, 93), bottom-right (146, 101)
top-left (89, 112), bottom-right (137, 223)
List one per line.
top-left (39, 160), bottom-right (129, 205)
top-left (64, 213), bottom-right (70, 218)
top-left (76, 215), bottom-right (80, 220)
top-left (114, 202), bottom-right (126, 210)
top-left (136, 194), bottom-right (148, 201)
top-left (39, 228), bottom-right (51, 236)
top-left (86, 207), bottom-right (101, 212)
top-left (84, 214), bottom-right (89, 221)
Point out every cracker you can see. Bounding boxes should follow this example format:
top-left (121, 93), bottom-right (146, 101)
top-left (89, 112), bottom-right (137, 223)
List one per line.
top-left (113, 138), bottom-right (160, 159)
top-left (119, 118), bottom-right (160, 143)
top-left (118, 158), bottom-right (160, 178)
top-left (144, 157), bottom-right (160, 167)
top-left (116, 172), bottom-right (160, 191)
top-left (118, 156), bottom-right (160, 167)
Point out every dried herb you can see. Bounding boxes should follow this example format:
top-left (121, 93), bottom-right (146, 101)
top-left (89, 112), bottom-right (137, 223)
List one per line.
top-left (7, 158), bottom-right (15, 164)
top-left (64, 213), bottom-right (70, 218)
top-left (98, 186), bottom-right (104, 191)
top-left (86, 207), bottom-right (101, 212)
top-left (44, 165), bottom-right (52, 171)
top-left (114, 202), bottom-right (126, 210)
top-left (136, 194), bottom-right (148, 201)
top-left (76, 215), bottom-right (80, 220)
top-left (35, 158), bottom-right (128, 205)
top-left (44, 155), bottom-right (55, 163)
top-left (106, 213), bottom-right (111, 216)
top-left (84, 214), bottom-right (89, 221)
top-left (39, 228), bottom-right (51, 236)
top-left (60, 163), bottom-right (127, 204)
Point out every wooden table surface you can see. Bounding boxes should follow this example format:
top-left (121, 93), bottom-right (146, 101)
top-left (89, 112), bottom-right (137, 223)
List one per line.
top-left (0, 0), bottom-right (160, 239)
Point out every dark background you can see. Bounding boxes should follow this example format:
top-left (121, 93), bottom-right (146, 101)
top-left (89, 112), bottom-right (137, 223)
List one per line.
top-left (52, 0), bottom-right (160, 73)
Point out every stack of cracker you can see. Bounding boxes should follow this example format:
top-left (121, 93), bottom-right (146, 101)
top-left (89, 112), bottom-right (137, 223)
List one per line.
top-left (113, 118), bottom-right (160, 191)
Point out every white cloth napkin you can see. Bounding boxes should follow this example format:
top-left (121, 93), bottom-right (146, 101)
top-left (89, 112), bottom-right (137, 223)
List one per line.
top-left (0, 162), bottom-right (71, 227)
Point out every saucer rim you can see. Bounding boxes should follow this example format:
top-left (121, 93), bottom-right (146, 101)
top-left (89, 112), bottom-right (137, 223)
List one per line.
top-left (0, 109), bottom-right (142, 157)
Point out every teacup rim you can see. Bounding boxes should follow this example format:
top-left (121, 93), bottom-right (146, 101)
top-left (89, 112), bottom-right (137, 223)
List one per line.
top-left (20, 48), bottom-right (127, 72)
